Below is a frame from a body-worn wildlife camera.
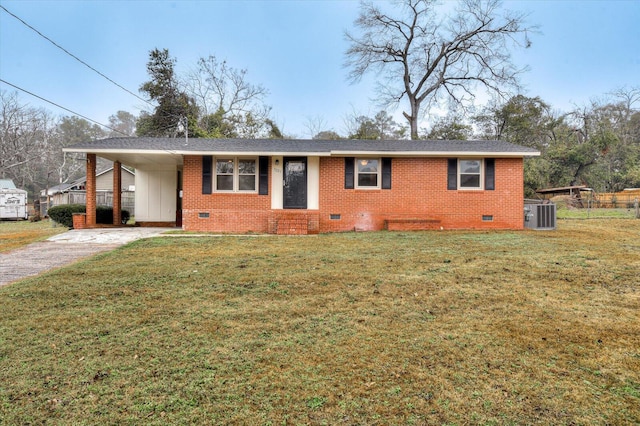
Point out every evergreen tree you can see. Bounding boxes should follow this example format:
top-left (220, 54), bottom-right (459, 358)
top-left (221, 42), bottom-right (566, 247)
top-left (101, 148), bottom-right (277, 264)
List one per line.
top-left (137, 48), bottom-right (200, 137)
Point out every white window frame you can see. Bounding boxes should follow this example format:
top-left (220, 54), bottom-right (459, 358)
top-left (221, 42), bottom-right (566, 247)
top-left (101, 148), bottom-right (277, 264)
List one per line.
top-left (214, 157), bottom-right (258, 193)
top-left (355, 158), bottom-right (381, 189)
top-left (458, 159), bottom-right (483, 190)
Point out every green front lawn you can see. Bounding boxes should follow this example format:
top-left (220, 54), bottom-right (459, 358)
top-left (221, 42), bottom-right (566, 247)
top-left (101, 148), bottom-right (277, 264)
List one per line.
top-left (1, 220), bottom-right (639, 424)
top-left (0, 219), bottom-right (66, 253)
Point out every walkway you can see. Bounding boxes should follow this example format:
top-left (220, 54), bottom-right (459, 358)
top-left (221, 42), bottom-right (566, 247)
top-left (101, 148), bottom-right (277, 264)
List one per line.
top-left (0, 227), bottom-right (173, 287)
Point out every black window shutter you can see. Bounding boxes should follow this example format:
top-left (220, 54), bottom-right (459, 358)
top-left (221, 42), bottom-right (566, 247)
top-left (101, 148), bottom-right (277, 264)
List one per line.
top-left (382, 157), bottom-right (392, 189)
top-left (447, 158), bottom-right (457, 190)
top-left (202, 155), bottom-right (212, 194)
top-left (485, 158), bottom-right (495, 190)
top-left (345, 157), bottom-right (354, 189)
top-left (258, 156), bottom-right (269, 195)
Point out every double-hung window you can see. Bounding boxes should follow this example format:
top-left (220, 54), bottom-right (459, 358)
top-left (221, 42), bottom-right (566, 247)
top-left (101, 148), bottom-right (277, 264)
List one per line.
top-left (355, 158), bottom-right (380, 189)
top-left (458, 159), bottom-right (482, 190)
top-left (215, 157), bottom-right (257, 192)
top-left (447, 158), bottom-right (494, 191)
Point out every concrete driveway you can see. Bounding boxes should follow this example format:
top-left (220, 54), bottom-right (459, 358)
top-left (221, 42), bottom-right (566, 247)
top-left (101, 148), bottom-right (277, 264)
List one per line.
top-left (0, 227), bottom-right (174, 287)
top-left (46, 227), bottom-right (174, 244)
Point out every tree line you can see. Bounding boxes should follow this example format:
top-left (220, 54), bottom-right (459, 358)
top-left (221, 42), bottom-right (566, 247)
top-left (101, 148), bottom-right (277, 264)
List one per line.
top-left (308, 90), bottom-right (640, 197)
top-left (3, 84), bottom-right (637, 200)
top-left (135, 41), bottom-right (640, 197)
top-left (473, 91), bottom-right (640, 196)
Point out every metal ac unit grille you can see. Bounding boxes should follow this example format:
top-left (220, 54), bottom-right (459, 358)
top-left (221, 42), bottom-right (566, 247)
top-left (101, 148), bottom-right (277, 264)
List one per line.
top-left (535, 204), bottom-right (556, 229)
top-left (524, 203), bottom-right (556, 230)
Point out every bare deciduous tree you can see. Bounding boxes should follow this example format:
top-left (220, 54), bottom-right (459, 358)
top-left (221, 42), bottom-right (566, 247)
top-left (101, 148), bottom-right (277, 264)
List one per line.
top-left (0, 91), bottom-right (51, 188)
top-left (184, 55), bottom-right (271, 135)
top-left (1, 90), bottom-right (107, 196)
top-left (345, 0), bottom-right (533, 139)
top-left (304, 115), bottom-right (329, 139)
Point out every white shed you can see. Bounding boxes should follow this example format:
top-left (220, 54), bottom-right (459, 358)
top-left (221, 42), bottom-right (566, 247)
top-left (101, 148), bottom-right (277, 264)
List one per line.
top-left (0, 179), bottom-right (29, 220)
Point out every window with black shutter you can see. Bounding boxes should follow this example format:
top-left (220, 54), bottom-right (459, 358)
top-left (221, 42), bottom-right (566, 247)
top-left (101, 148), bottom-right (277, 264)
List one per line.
top-left (458, 159), bottom-right (482, 189)
top-left (205, 157), bottom-right (260, 193)
top-left (355, 158), bottom-right (380, 188)
top-left (448, 158), bottom-right (492, 190)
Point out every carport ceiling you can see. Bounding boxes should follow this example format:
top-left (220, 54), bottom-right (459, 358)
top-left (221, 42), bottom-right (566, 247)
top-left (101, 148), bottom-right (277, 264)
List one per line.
top-left (93, 152), bottom-right (183, 168)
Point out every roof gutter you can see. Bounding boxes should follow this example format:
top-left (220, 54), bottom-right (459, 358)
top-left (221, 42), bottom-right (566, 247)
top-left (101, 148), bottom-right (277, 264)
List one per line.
top-left (330, 150), bottom-right (541, 158)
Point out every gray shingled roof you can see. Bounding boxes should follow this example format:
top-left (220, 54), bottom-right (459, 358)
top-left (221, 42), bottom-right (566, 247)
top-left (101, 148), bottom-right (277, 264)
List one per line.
top-left (43, 167), bottom-right (135, 195)
top-left (66, 137), bottom-right (540, 156)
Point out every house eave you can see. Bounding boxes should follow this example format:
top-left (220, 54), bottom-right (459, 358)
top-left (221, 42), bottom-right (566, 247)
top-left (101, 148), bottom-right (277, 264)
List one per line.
top-left (64, 147), bottom-right (540, 158)
top-left (174, 150), bottom-right (333, 157)
top-left (330, 150), bottom-right (541, 158)
top-left (62, 148), bottom-right (184, 167)
top-left (62, 148), bottom-right (182, 156)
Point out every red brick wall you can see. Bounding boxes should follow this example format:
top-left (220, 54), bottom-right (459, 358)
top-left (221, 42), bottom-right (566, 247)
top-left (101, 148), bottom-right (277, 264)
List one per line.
top-left (182, 155), bottom-right (273, 233)
top-left (181, 155), bottom-right (525, 233)
top-left (319, 157), bottom-right (524, 231)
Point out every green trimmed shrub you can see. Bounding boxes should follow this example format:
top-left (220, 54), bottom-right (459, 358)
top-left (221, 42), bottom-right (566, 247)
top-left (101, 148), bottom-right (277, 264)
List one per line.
top-left (48, 204), bottom-right (86, 228)
top-left (96, 206), bottom-right (113, 224)
top-left (96, 206), bottom-right (130, 225)
top-left (121, 210), bottom-right (130, 224)
top-left (48, 204), bottom-right (130, 228)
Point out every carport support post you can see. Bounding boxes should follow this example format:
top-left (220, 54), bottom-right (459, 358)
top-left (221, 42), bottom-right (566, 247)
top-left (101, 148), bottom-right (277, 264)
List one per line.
top-left (113, 161), bottom-right (122, 225)
top-left (86, 154), bottom-right (97, 227)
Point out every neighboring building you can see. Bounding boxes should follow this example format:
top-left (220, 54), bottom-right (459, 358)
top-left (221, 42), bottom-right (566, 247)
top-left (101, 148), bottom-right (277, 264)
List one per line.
top-left (43, 166), bottom-right (135, 195)
top-left (40, 167), bottom-right (135, 216)
top-left (64, 138), bottom-right (539, 234)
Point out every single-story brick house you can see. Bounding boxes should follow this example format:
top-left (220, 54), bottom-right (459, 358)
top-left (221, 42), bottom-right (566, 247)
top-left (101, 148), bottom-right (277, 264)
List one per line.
top-left (63, 137), bottom-right (539, 234)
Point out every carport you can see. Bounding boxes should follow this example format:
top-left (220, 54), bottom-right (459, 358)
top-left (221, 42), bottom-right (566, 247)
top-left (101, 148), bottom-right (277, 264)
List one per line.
top-left (66, 144), bottom-right (183, 228)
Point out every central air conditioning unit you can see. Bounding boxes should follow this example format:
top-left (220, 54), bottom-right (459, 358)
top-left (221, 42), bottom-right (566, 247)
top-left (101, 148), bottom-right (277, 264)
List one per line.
top-left (524, 202), bottom-right (556, 230)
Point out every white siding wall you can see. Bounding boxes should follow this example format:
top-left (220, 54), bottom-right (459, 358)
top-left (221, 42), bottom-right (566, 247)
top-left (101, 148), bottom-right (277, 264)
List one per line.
top-left (134, 167), bottom-right (176, 222)
top-left (96, 170), bottom-right (135, 191)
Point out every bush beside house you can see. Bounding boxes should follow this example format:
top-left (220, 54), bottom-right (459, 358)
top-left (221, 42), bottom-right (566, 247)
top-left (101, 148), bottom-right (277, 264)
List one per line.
top-left (48, 204), bottom-right (130, 228)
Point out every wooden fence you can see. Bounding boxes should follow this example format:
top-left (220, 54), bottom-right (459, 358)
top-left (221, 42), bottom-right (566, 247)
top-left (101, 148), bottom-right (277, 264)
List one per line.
top-left (40, 190), bottom-right (135, 217)
top-left (587, 190), bottom-right (640, 209)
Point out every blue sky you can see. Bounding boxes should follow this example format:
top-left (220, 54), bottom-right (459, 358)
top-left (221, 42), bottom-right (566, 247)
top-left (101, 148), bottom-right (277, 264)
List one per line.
top-left (1, 0), bottom-right (639, 137)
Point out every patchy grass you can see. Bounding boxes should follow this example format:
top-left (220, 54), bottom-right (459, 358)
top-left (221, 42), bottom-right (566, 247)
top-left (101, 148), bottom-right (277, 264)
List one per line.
top-left (1, 220), bottom-right (639, 425)
top-left (557, 207), bottom-right (638, 219)
top-left (0, 219), bottom-right (67, 253)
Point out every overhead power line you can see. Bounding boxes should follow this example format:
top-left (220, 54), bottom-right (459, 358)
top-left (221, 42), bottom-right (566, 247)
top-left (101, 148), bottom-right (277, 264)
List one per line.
top-left (0, 4), bottom-right (153, 107)
top-left (0, 78), bottom-right (129, 136)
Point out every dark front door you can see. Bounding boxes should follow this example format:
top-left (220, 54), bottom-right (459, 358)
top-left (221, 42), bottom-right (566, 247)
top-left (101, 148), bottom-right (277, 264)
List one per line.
top-left (283, 157), bottom-right (307, 209)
